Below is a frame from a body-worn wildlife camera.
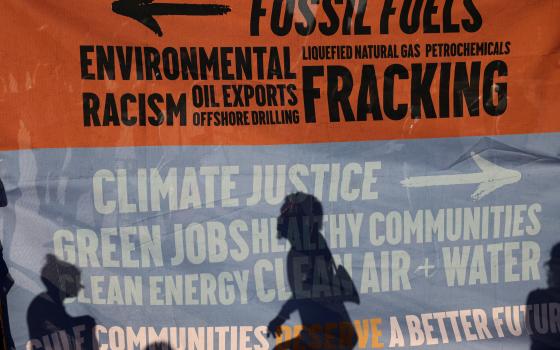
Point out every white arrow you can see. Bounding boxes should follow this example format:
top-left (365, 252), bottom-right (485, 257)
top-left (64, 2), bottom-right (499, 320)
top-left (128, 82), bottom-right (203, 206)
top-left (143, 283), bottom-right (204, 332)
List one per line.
top-left (401, 152), bottom-right (521, 200)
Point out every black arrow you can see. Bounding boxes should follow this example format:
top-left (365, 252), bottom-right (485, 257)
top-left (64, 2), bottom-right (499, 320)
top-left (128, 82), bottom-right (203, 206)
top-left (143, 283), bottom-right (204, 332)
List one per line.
top-left (112, 0), bottom-right (231, 37)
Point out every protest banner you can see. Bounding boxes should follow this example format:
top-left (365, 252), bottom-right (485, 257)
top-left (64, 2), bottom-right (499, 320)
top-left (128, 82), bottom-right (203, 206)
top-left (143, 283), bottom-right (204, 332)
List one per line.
top-left (1, 1), bottom-right (559, 349)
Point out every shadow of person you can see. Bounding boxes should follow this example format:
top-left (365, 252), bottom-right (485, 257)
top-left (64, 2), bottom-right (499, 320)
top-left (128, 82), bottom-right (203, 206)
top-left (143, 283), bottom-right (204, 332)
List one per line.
top-left (267, 193), bottom-right (358, 350)
top-left (0, 176), bottom-right (16, 350)
top-left (526, 242), bottom-right (560, 349)
top-left (27, 254), bottom-right (98, 349)
top-left (143, 341), bottom-right (173, 350)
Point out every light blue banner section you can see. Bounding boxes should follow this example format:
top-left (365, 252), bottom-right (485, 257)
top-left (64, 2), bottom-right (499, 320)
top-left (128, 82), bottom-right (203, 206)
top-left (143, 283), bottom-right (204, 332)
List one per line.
top-left (1, 133), bottom-right (559, 349)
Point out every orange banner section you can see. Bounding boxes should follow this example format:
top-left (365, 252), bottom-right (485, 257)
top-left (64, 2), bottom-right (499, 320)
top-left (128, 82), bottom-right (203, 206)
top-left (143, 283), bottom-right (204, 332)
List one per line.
top-left (0, 0), bottom-right (559, 150)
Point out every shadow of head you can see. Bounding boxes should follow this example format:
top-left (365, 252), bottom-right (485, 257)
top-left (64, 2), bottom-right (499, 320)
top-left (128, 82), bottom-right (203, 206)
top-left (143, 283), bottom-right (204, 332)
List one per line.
top-left (0, 177), bottom-right (7, 208)
top-left (546, 242), bottom-right (560, 287)
top-left (40, 254), bottom-right (83, 298)
top-left (277, 192), bottom-right (323, 243)
top-left (143, 342), bottom-right (173, 350)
